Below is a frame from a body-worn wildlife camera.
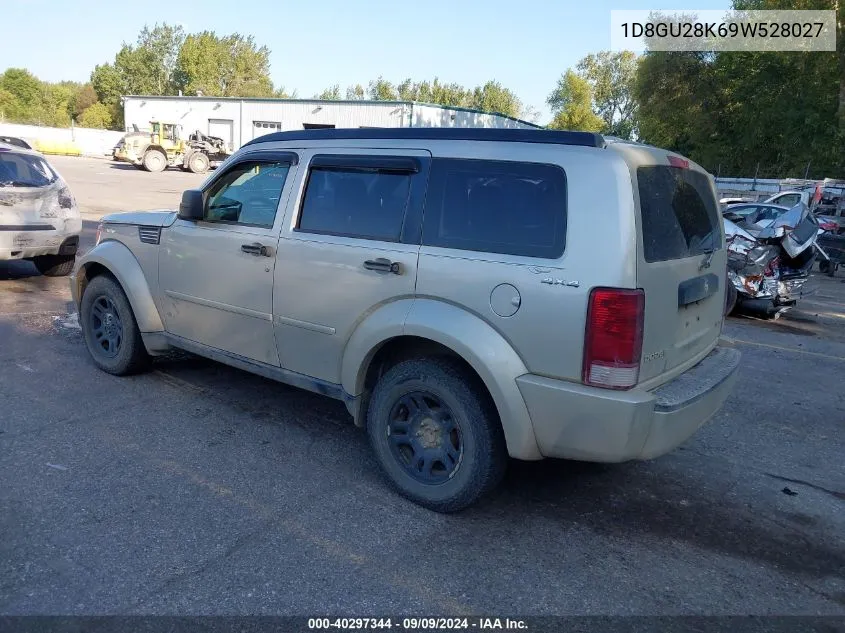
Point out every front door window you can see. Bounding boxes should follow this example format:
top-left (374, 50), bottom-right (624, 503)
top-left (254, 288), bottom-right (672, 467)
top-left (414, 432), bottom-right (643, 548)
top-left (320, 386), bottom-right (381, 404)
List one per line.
top-left (206, 161), bottom-right (291, 228)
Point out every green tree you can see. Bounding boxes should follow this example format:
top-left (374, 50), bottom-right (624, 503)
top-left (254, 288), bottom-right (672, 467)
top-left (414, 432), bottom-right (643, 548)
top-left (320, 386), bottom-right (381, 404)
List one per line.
top-left (634, 0), bottom-right (842, 177)
top-left (576, 51), bottom-right (639, 138)
top-left (91, 63), bottom-right (124, 104)
top-left (70, 83), bottom-right (98, 118)
top-left (546, 70), bottom-right (605, 131)
top-left (315, 84), bottom-right (341, 100)
top-left (136, 24), bottom-right (185, 95)
top-left (469, 80), bottom-right (522, 118)
top-left (40, 81), bottom-right (75, 127)
top-left (78, 102), bottom-right (114, 129)
top-left (0, 68), bottom-right (41, 121)
top-left (368, 76), bottom-right (398, 100)
top-left (0, 88), bottom-right (16, 121)
top-left (346, 84), bottom-right (365, 100)
top-left (91, 24), bottom-right (185, 100)
top-left (175, 31), bottom-right (273, 97)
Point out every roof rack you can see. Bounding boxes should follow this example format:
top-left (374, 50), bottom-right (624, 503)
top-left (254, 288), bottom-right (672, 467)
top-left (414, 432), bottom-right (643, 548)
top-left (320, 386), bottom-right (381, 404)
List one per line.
top-left (242, 127), bottom-right (606, 149)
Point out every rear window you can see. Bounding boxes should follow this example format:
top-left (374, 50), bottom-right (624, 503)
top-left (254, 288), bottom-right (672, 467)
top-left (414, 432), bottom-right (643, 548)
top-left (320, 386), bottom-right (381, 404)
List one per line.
top-left (297, 157), bottom-right (416, 242)
top-left (637, 166), bottom-right (720, 262)
top-left (422, 158), bottom-right (566, 259)
top-left (791, 212), bottom-right (819, 245)
top-left (0, 152), bottom-right (57, 188)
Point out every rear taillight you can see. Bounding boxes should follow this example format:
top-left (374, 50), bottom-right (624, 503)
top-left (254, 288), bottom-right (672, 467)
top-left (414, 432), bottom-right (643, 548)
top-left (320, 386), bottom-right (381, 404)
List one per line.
top-left (583, 288), bottom-right (645, 390)
top-left (58, 187), bottom-right (74, 209)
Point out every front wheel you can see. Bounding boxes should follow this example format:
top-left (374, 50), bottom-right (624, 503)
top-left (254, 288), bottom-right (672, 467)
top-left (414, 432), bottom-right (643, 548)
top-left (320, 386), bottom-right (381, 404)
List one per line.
top-left (187, 151), bottom-right (209, 174)
top-left (143, 149), bottom-right (166, 172)
top-left (366, 358), bottom-right (507, 513)
top-left (80, 274), bottom-right (151, 376)
top-left (32, 254), bottom-right (75, 277)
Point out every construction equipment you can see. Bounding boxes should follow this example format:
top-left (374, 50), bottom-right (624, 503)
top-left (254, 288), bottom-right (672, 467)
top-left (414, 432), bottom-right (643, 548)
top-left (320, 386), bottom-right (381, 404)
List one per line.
top-left (117, 121), bottom-right (232, 174)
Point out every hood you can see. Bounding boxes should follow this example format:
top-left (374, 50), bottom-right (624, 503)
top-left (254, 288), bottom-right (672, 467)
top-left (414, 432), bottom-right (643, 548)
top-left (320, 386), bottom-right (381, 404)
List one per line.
top-left (101, 210), bottom-right (178, 227)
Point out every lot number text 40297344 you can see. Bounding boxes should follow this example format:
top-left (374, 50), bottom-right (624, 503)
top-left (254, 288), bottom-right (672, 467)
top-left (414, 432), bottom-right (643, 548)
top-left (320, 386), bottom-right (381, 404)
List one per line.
top-left (307, 618), bottom-right (529, 630)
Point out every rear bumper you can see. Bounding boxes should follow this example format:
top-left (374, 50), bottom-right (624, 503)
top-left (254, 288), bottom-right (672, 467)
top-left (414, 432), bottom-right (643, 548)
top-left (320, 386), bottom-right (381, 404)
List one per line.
top-left (0, 222), bottom-right (82, 259)
top-left (516, 346), bottom-right (741, 462)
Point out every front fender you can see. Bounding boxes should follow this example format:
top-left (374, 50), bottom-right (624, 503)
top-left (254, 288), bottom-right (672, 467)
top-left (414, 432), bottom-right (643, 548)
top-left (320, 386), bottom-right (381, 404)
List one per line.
top-left (341, 298), bottom-right (542, 461)
top-left (71, 240), bottom-right (165, 334)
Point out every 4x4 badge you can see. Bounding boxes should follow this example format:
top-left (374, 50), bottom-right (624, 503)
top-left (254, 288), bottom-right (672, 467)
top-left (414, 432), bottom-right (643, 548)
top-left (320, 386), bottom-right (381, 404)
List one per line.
top-left (541, 277), bottom-right (580, 287)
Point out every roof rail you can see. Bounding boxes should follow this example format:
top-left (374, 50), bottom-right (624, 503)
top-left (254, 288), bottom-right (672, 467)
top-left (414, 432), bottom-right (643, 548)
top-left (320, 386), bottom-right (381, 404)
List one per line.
top-left (242, 127), bottom-right (606, 149)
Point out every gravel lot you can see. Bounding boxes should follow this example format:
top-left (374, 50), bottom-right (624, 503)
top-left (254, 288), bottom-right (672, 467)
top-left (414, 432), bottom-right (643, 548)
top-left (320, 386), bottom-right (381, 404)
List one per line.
top-left (1, 156), bottom-right (843, 617)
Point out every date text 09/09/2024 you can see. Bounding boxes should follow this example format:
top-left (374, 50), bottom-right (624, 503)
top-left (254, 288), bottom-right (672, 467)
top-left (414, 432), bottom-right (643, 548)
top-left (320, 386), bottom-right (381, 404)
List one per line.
top-left (307, 618), bottom-right (529, 630)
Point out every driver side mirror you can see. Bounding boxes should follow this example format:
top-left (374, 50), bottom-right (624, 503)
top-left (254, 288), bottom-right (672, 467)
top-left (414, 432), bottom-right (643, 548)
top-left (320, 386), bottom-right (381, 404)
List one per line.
top-left (178, 189), bottom-right (204, 221)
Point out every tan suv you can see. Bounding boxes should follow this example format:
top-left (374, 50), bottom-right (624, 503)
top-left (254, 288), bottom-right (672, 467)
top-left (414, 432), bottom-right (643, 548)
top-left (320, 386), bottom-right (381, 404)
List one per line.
top-left (71, 128), bottom-right (740, 512)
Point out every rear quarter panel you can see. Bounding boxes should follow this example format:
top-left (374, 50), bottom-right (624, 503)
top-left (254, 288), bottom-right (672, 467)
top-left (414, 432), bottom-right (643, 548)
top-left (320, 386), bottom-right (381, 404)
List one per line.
top-left (416, 142), bottom-right (637, 382)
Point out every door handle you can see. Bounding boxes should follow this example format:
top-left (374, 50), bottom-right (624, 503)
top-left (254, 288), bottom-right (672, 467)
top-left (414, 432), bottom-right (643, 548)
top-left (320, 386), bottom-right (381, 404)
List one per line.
top-left (363, 257), bottom-right (402, 275)
top-left (241, 242), bottom-right (272, 257)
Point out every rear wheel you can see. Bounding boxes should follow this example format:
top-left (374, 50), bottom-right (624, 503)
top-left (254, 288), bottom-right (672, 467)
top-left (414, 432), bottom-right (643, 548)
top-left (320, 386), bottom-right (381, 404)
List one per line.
top-left (143, 149), bottom-right (166, 172)
top-left (32, 254), bottom-right (75, 277)
top-left (188, 151), bottom-right (210, 174)
top-left (366, 358), bottom-right (507, 513)
top-left (819, 260), bottom-right (835, 276)
top-left (80, 275), bottom-right (151, 376)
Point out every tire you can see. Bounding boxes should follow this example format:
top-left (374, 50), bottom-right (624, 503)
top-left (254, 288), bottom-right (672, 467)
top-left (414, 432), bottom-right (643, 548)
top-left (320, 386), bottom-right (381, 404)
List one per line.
top-left (188, 151), bottom-right (209, 174)
top-left (725, 283), bottom-right (738, 316)
top-left (142, 149), bottom-right (166, 173)
top-left (32, 254), bottom-right (75, 277)
top-left (80, 274), bottom-right (151, 376)
top-left (366, 358), bottom-right (507, 513)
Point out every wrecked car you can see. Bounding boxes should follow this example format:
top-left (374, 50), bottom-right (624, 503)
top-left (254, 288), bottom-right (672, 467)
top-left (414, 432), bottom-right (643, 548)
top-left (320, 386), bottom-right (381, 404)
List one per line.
top-left (0, 143), bottom-right (81, 276)
top-left (724, 204), bottom-right (819, 317)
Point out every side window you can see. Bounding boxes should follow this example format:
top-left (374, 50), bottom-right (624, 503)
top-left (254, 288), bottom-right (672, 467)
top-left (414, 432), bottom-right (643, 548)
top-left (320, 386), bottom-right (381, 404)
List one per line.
top-left (776, 193), bottom-right (801, 208)
top-left (205, 160), bottom-right (291, 228)
top-left (422, 158), bottom-right (567, 259)
top-left (763, 207), bottom-right (781, 221)
top-left (297, 156), bottom-right (418, 241)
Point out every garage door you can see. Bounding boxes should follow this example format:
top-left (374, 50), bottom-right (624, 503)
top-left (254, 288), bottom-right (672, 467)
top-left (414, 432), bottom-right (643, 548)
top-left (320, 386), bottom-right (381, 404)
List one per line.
top-left (253, 121), bottom-right (281, 139)
top-left (208, 119), bottom-right (234, 149)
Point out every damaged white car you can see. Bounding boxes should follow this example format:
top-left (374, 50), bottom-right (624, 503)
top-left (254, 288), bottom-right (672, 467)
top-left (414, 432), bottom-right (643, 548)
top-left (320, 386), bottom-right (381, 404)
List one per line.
top-left (724, 203), bottom-right (819, 317)
top-left (0, 144), bottom-right (81, 276)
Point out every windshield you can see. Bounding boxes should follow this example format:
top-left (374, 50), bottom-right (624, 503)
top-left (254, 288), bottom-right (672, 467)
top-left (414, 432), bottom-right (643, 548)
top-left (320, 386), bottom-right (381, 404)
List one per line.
top-left (0, 152), bottom-right (58, 187)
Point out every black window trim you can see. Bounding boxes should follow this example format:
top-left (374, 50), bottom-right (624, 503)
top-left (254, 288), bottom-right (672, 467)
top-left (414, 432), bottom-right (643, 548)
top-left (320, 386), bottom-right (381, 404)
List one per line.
top-left (420, 157), bottom-right (568, 260)
top-left (199, 150), bottom-right (298, 229)
top-left (310, 154), bottom-right (420, 174)
top-left (294, 153), bottom-right (429, 244)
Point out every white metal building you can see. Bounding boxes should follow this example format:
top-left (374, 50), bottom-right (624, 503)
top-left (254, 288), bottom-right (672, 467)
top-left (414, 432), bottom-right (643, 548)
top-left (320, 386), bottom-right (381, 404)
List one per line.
top-left (122, 96), bottom-right (539, 152)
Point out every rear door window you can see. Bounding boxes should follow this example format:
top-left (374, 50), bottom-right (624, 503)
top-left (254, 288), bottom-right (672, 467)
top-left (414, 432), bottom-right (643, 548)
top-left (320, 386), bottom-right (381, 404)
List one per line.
top-left (297, 155), bottom-right (420, 242)
top-left (637, 166), bottom-right (720, 262)
top-left (422, 158), bottom-right (566, 259)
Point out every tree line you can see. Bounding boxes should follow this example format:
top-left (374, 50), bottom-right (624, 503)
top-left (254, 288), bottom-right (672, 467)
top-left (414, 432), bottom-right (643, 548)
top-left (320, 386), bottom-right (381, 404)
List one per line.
top-left (2, 0), bottom-right (844, 179)
top-left (0, 23), bottom-right (535, 132)
top-left (545, 0), bottom-right (845, 178)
